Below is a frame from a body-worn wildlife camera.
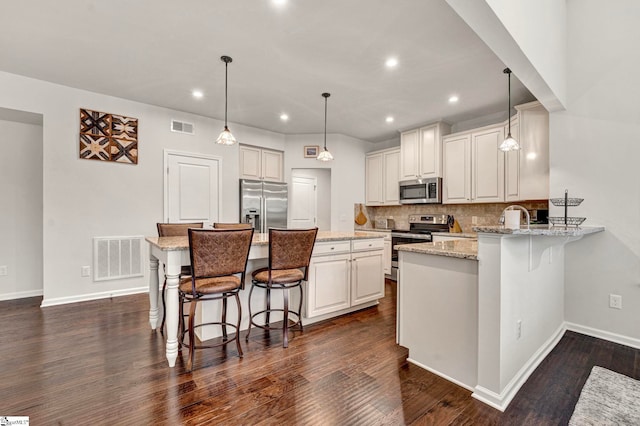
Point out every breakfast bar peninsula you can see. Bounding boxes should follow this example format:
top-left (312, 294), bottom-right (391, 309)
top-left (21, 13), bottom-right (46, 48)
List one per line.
top-left (397, 225), bottom-right (604, 411)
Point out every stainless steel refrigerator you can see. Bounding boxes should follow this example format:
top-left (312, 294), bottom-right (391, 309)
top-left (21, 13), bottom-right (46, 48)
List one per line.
top-left (239, 179), bottom-right (288, 233)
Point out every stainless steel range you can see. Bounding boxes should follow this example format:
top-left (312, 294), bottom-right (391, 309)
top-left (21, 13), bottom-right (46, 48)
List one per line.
top-left (390, 214), bottom-right (451, 280)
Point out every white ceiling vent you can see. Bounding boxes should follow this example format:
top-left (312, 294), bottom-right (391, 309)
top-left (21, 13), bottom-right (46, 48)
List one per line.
top-left (171, 119), bottom-right (194, 135)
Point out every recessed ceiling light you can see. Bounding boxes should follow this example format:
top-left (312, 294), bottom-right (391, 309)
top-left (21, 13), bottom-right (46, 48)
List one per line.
top-left (385, 116), bottom-right (394, 123)
top-left (192, 90), bottom-right (204, 99)
top-left (385, 57), bottom-right (398, 68)
top-left (280, 113), bottom-right (289, 121)
top-left (272, 0), bottom-right (287, 6)
top-left (448, 95), bottom-right (459, 103)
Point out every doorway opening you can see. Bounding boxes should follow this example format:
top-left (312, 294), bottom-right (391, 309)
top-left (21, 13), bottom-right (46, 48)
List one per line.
top-left (290, 169), bottom-right (331, 230)
top-left (0, 107), bottom-right (44, 300)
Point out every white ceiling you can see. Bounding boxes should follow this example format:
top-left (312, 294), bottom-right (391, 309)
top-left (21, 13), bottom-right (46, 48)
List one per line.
top-left (0, 0), bottom-right (534, 142)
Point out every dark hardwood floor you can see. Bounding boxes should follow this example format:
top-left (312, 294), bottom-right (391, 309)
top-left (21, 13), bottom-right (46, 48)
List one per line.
top-left (1, 280), bottom-right (638, 425)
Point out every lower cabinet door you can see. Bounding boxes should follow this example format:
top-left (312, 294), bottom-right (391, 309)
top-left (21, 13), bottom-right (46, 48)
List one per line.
top-left (306, 253), bottom-right (351, 318)
top-left (351, 250), bottom-right (385, 305)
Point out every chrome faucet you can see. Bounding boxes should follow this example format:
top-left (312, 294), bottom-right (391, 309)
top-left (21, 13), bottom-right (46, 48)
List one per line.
top-left (499, 205), bottom-right (531, 230)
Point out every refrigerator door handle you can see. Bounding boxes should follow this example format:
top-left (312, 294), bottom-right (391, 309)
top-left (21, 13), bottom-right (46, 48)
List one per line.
top-left (262, 196), bottom-right (267, 233)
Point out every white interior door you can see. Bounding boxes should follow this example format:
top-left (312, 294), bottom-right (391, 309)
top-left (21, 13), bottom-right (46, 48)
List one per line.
top-left (290, 175), bottom-right (317, 228)
top-left (164, 150), bottom-right (221, 225)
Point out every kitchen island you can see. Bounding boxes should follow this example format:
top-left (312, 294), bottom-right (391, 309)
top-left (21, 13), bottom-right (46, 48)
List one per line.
top-left (396, 225), bottom-right (604, 411)
top-left (147, 231), bottom-right (386, 367)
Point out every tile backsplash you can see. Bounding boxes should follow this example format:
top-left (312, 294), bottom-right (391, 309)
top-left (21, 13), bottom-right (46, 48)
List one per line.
top-left (354, 201), bottom-right (549, 233)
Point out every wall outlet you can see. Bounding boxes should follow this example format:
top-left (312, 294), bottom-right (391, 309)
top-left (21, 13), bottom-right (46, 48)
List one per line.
top-left (609, 294), bottom-right (622, 309)
top-left (472, 216), bottom-right (478, 225)
top-left (0, 265), bottom-right (7, 276)
top-left (516, 319), bottom-right (522, 339)
top-left (81, 266), bottom-right (91, 277)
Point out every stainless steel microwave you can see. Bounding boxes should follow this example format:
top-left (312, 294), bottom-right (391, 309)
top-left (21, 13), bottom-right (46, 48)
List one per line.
top-left (399, 178), bottom-right (442, 204)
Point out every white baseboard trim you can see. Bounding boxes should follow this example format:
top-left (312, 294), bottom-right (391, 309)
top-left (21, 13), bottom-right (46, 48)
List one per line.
top-left (406, 357), bottom-right (475, 392)
top-left (40, 286), bottom-right (149, 307)
top-left (472, 323), bottom-right (566, 412)
top-left (565, 322), bottom-right (640, 350)
top-left (0, 289), bottom-right (44, 301)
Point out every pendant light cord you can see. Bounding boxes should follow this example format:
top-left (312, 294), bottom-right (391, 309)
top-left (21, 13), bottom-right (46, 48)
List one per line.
top-left (505, 67), bottom-right (512, 136)
top-left (324, 96), bottom-right (327, 149)
top-left (224, 60), bottom-right (228, 128)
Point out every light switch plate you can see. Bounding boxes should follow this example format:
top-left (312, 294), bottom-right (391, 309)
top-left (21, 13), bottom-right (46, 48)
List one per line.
top-left (81, 266), bottom-right (91, 277)
top-left (0, 265), bottom-right (7, 276)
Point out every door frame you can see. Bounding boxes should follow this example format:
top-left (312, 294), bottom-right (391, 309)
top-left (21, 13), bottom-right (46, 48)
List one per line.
top-left (163, 149), bottom-right (223, 223)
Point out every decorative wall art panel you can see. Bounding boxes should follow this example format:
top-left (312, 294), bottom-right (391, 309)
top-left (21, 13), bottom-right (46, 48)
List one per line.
top-left (79, 108), bottom-right (138, 164)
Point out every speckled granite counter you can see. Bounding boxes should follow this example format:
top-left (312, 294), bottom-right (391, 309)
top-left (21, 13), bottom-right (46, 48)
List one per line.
top-left (146, 230), bottom-right (384, 250)
top-left (472, 225), bottom-right (604, 236)
top-left (395, 239), bottom-right (478, 260)
top-left (431, 231), bottom-right (477, 238)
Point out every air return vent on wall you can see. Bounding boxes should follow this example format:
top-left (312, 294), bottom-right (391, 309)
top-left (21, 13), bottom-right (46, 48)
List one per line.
top-left (171, 119), bottom-right (194, 135)
top-left (93, 236), bottom-right (144, 281)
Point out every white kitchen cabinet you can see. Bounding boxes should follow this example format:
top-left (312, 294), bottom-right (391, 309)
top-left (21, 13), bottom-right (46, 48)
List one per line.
top-left (443, 124), bottom-right (504, 204)
top-left (442, 133), bottom-right (471, 203)
top-left (305, 239), bottom-right (384, 318)
top-left (306, 252), bottom-right (352, 318)
top-left (351, 248), bottom-right (385, 305)
top-left (505, 101), bottom-right (549, 202)
top-left (239, 145), bottom-right (284, 182)
top-left (472, 126), bottom-right (505, 203)
top-left (400, 122), bottom-right (451, 181)
top-left (365, 147), bottom-right (400, 206)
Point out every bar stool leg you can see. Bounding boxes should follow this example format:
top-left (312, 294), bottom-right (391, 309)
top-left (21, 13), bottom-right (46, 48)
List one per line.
top-left (234, 293), bottom-right (243, 357)
top-left (187, 300), bottom-right (197, 372)
top-left (246, 283), bottom-right (255, 340)
top-left (222, 297), bottom-right (228, 340)
top-left (297, 283), bottom-right (304, 332)
top-left (265, 287), bottom-right (271, 327)
top-left (283, 287), bottom-right (289, 348)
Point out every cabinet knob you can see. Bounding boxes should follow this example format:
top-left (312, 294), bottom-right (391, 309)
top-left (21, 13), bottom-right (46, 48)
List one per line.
top-left (330, 247), bottom-right (335, 250)
top-left (368, 243), bottom-right (372, 247)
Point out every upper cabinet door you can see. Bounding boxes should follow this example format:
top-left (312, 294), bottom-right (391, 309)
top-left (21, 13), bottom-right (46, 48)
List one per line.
top-left (505, 116), bottom-right (520, 202)
top-left (365, 153), bottom-right (384, 206)
top-left (261, 149), bottom-right (283, 182)
top-left (383, 149), bottom-right (400, 204)
top-left (472, 126), bottom-right (505, 203)
top-left (443, 133), bottom-right (471, 204)
top-left (239, 145), bottom-right (284, 182)
top-left (400, 129), bottom-right (419, 180)
top-left (239, 146), bottom-right (262, 180)
top-left (419, 125), bottom-right (439, 178)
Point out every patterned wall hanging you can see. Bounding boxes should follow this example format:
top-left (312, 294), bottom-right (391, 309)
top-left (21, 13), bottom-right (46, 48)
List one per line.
top-left (79, 108), bottom-right (139, 164)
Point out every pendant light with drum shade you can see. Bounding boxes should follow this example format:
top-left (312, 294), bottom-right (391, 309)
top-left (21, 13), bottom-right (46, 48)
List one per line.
top-left (499, 67), bottom-right (520, 152)
top-left (216, 56), bottom-right (237, 145)
top-left (317, 92), bottom-right (334, 161)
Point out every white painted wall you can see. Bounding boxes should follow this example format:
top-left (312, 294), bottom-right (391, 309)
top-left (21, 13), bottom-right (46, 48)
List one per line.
top-left (0, 71), bottom-right (286, 305)
top-left (447, 0), bottom-right (567, 111)
top-left (554, 0), bottom-right (640, 342)
top-left (0, 118), bottom-right (43, 300)
top-left (291, 168), bottom-right (331, 231)
top-left (484, 0), bottom-right (567, 108)
top-left (284, 134), bottom-right (373, 231)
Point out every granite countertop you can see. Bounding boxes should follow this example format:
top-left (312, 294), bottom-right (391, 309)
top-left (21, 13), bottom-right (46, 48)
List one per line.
top-left (147, 230), bottom-right (385, 250)
top-left (395, 239), bottom-right (478, 260)
top-left (431, 231), bottom-right (477, 238)
top-left (472, 225), bottom-right (605, 236)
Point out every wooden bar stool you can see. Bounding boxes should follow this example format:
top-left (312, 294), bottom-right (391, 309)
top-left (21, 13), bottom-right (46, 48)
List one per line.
top-left (180, 228), bottom-right (253, 371)
top-left (156, 222), bottom-right (203, 334)
top-left (246, 228), bottom-right (318, 348)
